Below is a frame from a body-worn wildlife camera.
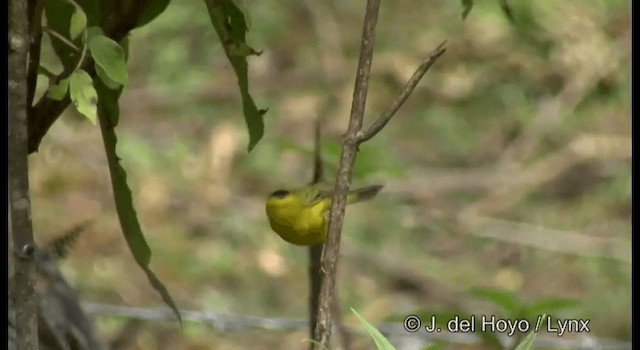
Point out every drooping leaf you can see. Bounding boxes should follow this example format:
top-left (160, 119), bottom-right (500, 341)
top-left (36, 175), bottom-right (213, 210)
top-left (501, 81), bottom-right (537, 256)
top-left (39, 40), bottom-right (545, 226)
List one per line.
top-left (89, 35), bottom-right (129, 85)
top-left (69, 70), bottom-right (98, 124)
top-left (95, 64), bottom-right (122, 89)
top-left (70, 5), bottom-right (87, 39)
top-left (461, 0), bottom-right (474, 19)
top-left (48, 77), bottom-right (70, 101)
top-left (96, 36), bottom-right (129, 125)
top-left (95, 79), bottom-right (182, 325)
top-left (204, 0), bottom-right (265, 151)
top-left (351, 308), bottom-right (397, 350)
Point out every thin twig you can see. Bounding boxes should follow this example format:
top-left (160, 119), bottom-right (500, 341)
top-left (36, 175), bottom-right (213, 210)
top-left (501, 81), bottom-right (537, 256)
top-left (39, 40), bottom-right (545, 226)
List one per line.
top-left (312, 116), bottom-right (325, 185)
top-left (65, 0), bottom-right (83, 11)
top-left (73, 31), bottom-right (89, 72)
top-left (309, 116), bottom-right (325, 348)
top-left (308, 244), bottom-right (323, 345)
top-left (358, 41), bottom-right (447, 144)
top-left (313, 0), bottom-right (381, 347)
top-left (42, 26), bottom-right (81, 52)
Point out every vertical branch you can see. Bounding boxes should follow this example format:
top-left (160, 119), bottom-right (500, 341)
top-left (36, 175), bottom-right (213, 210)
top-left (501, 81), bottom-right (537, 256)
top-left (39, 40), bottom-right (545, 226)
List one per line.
top-left (312, 116), bottom-right (324, 185)
top-left (312, 0), bottom-right (381, 348)
top-left (9, 0), bottom-right (39, 347)
top-left (308, 243), bottom-right (323, 345)
top-left (308, 117), bottom-right (324, 346)
top-left (305, 2), bottom-right (352, 345)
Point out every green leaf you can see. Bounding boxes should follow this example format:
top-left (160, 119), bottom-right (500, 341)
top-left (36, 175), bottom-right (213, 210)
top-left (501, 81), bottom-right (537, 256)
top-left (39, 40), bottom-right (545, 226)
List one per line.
top-left (48, 77), bottom-right (70, 101)
top-left (38, 66), bottom-right (58, 79)
top-left (514, 314), bottom-right (545, 350)
top-left (93, 35), bottom-right (129, 90)
top-left (96, 64), bottom-right (122, 89)
top-left (461, 0), bottom-right (474, 19)
top-left (470, 287), bottom-right (522, 315)
top-left (95, 79), bottom-right (182, 325)
top-left (136, 0), bottom-right (171, 28)
top-left (86, 26), bottom-right (104, 42)
top-left (351, 308), bottom-right (397, 350)
top-left (70, 5), bottom-right (87, 39)
top-left (89, 35), bottom-right (129, 85)
top-left (514, 330), bottom-right (537, 350)
top-left (523, 298), bottom-right (582, 318)
top-left (204, 0), bottom-right (265, 151)
top-left (69, 70), bottom-right (98, 124)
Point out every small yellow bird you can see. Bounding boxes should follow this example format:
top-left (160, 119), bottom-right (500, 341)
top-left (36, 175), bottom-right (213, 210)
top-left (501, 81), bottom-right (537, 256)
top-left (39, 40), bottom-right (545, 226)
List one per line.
top-left (265, 183), bottom-right (383, 245)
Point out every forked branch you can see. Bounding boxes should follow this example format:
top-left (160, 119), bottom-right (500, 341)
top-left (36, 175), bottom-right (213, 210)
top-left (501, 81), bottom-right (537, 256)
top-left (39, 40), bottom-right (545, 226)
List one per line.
top-left (358, 41), bottom-right (447, 144)
top-left (311, 1), bottom-right (446, 348)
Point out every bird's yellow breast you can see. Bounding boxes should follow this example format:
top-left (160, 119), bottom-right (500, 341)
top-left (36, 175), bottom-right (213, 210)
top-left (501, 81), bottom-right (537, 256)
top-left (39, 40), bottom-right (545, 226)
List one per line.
top-left (265, 196), bottom-right (329, 245)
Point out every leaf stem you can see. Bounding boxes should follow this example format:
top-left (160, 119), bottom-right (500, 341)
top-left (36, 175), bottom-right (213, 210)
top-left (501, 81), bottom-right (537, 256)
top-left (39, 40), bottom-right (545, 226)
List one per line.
top-left (357, 41), bottom-right (447, 144)
top-left (73, 31), bottom-right (89, 72)
top-left (43, 26), bottom-right (80, 52)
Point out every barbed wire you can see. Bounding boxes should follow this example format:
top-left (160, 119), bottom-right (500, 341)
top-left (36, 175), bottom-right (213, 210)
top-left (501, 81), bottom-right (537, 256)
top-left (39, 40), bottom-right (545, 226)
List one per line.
top-left (82, 302), bottom-right (631, 350)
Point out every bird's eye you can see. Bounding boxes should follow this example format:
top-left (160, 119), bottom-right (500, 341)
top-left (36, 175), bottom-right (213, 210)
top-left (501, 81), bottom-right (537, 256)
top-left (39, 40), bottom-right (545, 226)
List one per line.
top-left (270, 190), bottom-right (289, 198)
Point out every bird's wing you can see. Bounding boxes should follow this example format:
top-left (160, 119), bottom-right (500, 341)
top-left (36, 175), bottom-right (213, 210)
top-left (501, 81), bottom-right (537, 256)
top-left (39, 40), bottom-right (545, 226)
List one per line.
top-left (300, 183), bottom-right (333, 205)
top-left (314, 183), bottom-right (336, 200)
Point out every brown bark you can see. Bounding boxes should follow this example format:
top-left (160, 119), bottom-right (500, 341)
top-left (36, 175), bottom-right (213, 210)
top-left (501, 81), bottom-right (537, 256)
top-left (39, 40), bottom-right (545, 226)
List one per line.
top-left (9, 0), bottom-right (39, 347)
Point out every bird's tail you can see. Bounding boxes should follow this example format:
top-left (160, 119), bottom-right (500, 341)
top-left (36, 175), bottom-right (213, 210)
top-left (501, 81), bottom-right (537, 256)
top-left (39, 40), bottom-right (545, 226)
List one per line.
top-left (347, 185), bottom-right (384, 204)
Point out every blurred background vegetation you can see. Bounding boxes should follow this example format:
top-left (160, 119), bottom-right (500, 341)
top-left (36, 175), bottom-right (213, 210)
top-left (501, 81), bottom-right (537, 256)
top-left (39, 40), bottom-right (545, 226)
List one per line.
top-left (30, 0), bottom-right (630, 349)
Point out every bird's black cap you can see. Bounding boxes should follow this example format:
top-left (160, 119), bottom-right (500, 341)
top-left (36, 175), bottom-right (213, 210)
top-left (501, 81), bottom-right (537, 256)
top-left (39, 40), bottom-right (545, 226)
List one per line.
top-left (269, 189), bottom-right (290, 198)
